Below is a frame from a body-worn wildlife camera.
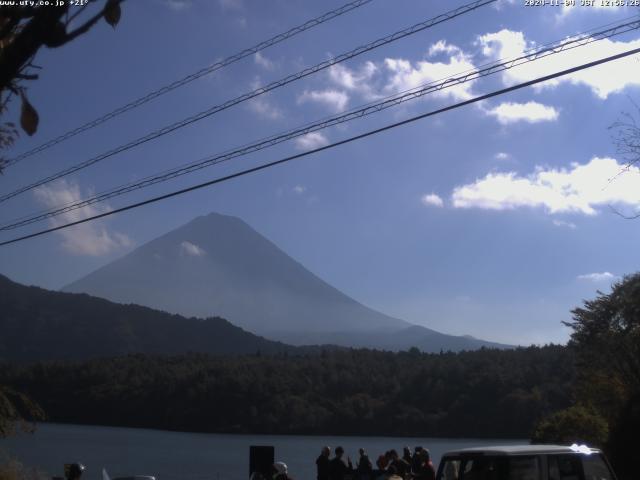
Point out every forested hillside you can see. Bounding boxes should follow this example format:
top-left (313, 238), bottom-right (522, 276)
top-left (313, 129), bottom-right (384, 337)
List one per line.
top-left (0, 274), bottom-right (297, 361)
top-left (0, 345), bottom-right (573, 438)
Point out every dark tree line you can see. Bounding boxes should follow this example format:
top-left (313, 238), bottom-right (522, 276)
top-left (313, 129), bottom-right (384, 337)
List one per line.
top-left (0, 345), bottom-right (573, 439)
top-left (532, 273), bottom-right (640, 480)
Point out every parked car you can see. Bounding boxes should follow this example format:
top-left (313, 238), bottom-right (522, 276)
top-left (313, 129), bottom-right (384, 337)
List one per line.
top-left (436, 444), bottom-right (616, 480)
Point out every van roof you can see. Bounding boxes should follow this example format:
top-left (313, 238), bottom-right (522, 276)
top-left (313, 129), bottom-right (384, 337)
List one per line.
top-left (441, 445), bottom-right (602, 457)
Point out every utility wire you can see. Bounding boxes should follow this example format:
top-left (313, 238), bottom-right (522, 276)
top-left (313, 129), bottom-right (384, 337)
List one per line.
top-left (2, 16), bottom-right (639, 231)
top-left (2, 0), bottom-right (375, 168)
top-left (0, 0), bottom-right (497, 204)
top-left (2, 45), bottom-right (639, 247)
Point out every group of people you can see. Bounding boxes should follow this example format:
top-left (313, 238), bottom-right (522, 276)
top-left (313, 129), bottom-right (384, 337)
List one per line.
top-left (316, 445), bottom-right (436, 480)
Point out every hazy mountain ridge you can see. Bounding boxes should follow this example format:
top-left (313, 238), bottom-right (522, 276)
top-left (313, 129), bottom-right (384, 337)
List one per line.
top-left (63, 212), bottom-right (513, 352)
top-left (0, 274), bottom-right (300, 362)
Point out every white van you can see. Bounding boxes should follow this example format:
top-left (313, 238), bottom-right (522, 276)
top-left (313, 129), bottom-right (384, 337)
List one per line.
top-left (435, 445), bottom-right (616, 480)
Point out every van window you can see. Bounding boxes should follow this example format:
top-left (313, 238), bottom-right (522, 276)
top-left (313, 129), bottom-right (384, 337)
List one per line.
top-left (460, 457), bottom-right (504, 480)
top-left (582, 454), bottom-right (614, 480)
top-left (440, 459), bottom-right (461, 480)
top-left (507, 457), bottom-right (540, 480)
top-left (548, 455), bottom-right (582, 480)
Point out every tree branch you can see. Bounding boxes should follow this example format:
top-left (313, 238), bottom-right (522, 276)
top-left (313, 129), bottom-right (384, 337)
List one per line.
top-left (0, 6), bottom-right (67, 93)
top-left (63, 0), bottom-right (124, 43)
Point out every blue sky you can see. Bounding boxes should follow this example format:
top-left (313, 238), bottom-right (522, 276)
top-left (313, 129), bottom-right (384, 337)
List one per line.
top-left (1, 0), bottom-right (640, 345)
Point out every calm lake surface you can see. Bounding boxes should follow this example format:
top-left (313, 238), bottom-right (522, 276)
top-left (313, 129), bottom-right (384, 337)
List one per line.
top-left (0, 423), bottom-right (527, 480)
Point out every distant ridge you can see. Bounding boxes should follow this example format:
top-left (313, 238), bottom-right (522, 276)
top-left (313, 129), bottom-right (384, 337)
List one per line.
top-left (63, 212), bottom-right (513, 352)
top-left (0, 274), bottom-right (299, 362)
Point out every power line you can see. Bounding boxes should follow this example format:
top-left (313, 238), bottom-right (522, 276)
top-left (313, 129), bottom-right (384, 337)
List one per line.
top-left (0, 0), bottom-right (497, 204)
top-left (2, 0), bottom-right (375, 168)
top-left (2, 45), bottom-right (639, 247)
top-left (3, 16), bottom-right (639, 231)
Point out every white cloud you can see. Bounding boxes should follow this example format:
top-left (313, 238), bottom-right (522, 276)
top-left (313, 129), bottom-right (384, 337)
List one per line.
top-left (428, 40), bottom-right (463, 57)
top-left (180, 241), bottom-right (206, 257)
top-left (293, 185), bottom-right (306, 194)
top-left (328, 61), bottom-right (380, 101)
top-left (247, 78), bottom-right (282, 119)
top-left (552, 219), bottom-right (577, 229)
top-left (294, 132), bottom-right (329, 150)
top-left (485, 101), bottom-right (559, 125)
top-left (577, 272), bottom-right (618, 282)
top-left (383, 45), bottom-right (477, 101)
top-left (254, 52), bottom-right (275, 71)
top-left (477, 29), bottom-right (640, 99)
top-left (451, 157), bottom-right (640, 215)
top-left (421, 193), bottom-right (444, 207)
top-left (33, 180), bottom-right (132, 256)
top-left (329, 61), bottom-right (378, 90)
top-left (297, 89), bottom-right (349, 113)
top-left (495, 152), bottom-right (511, 161)
top-left (326, 40), bottom-right (478, 104)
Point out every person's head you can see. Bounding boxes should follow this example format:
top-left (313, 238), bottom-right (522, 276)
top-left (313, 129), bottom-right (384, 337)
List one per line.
top-left (274, 462), bottom-right (288, 476)
top-left (359, 448), bottom-right (365, 456)
top-left (389, 449), bottom-right (399, 460)
top-left (66, 463), bottom-right (85, 480)
top-left (414, 446), bottom-right (423, 454)
top-left (322, 446), bottom-right (331, 456)
top-left (421, 449), bottom-right (431, 462)
top-left (403, 447), bottom-right (411, 457)
top-left (335, 446), bottom-right (344, 458)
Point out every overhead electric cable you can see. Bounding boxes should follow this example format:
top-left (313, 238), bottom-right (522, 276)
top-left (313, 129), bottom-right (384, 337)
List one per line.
top-left (2, 16), bottom-right (639, 231)
top-left (2, 45), bottom-right (639, 247)
top-left (2, 0), bottom-right (375, 168)
top-left (0, 0), bottom-right (497, 204)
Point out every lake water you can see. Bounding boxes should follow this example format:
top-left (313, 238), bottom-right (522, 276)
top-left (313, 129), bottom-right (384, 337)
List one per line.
top-left (0, 423), bottom-right (527, 480)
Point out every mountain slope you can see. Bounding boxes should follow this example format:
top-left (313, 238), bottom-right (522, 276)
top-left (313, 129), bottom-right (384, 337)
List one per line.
top-left (63, 212), bottom-right (410, 337)
top-left (62, 212), bottom-right (512, 351)
top-left (0, 274), bottom-right (296, 362)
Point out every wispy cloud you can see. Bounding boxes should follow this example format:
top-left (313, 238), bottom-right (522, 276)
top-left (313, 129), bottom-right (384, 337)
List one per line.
top-left (495, 152), bottom-right (511, 161)
top-left (421, 193), bottom-right (444, 207)
top-left (485, 101), bottom-right (559, 125)
top-left (163, 0), bottom-right (192, 11)
top-left (577, 272), bottom-right (618, 282)
top-left (294, 132), bottom-right (329, 150)
top-left (247, 78), bottom-right (282, 119)
top-left (293, 185), bottom-right (306, 194)
top-left (180, 241), bottom-right (206, 257)
top-left (552, 219), bottom-right (577, 229)
top-left (218, 0), bottom-right (243, 10)
top-left (297, 89), bottom-right (349, 113)
top-left (254, 52), bottom-right (275, 71)
top-left (451, 157), bottom-right (640, 216)
top-left (33, 180), bottom-right (132, 256)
